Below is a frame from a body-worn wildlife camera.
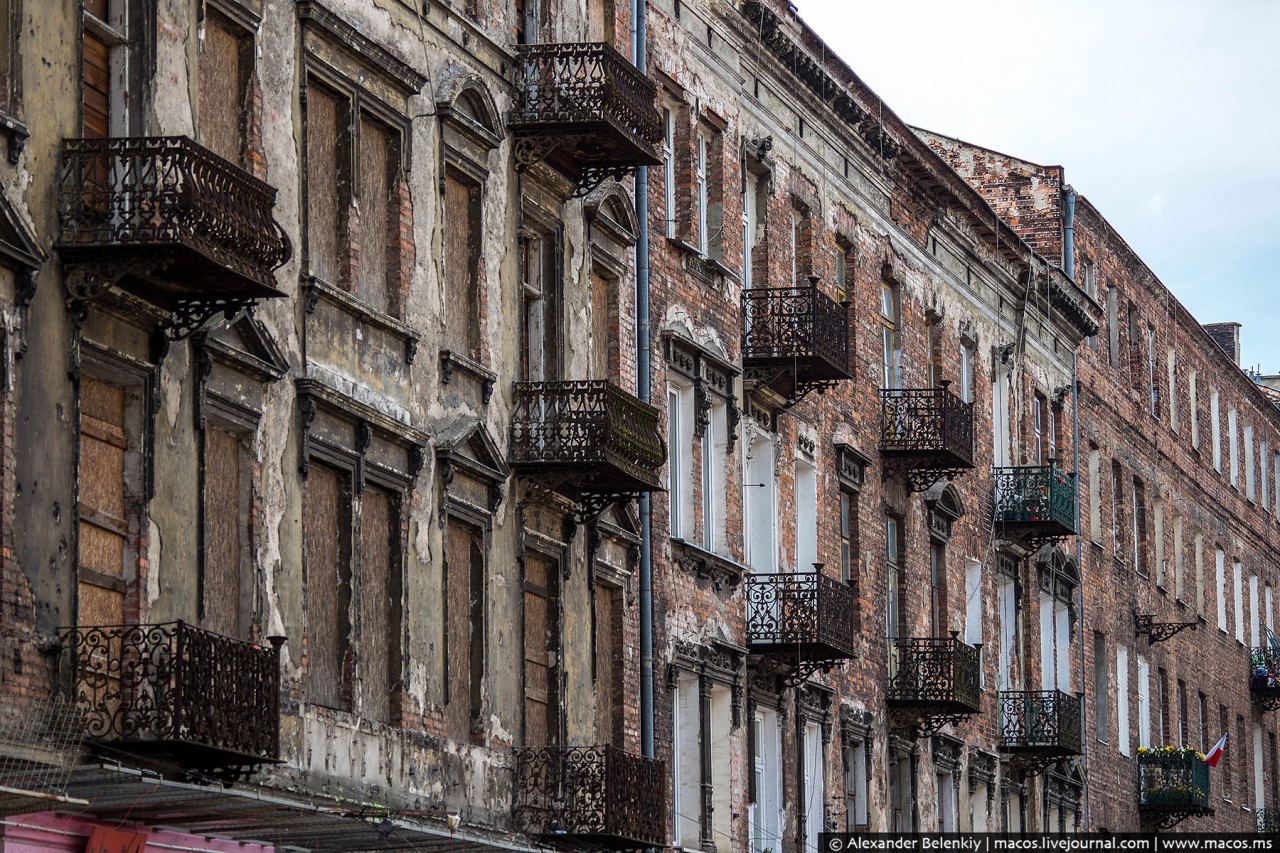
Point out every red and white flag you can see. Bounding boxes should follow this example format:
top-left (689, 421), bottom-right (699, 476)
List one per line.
top-left (1206, 732), bottom-right (1228, 767)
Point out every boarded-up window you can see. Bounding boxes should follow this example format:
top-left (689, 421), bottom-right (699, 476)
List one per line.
top-left (303, 465), bottom-right (351, 710)
top-left (197, 11), bottom-right (248, 166)
top-left (445, 516), bottom-right (485, 736)
top-left (78, 376), bottom-right (128, 627)
top-left (358, 487), bottom-right (400, 723)
top-left (589, 269), bottom-right (616, 381)
top-left (523, 550), bottom-right (559, 746)
top-left (82, 24), bottom-right (111, 139)
top-left (306, 83), bottom-right (344, 284)
top-left (593, 583), bottom-right (620, 746)
top-left (356, 117), bottom-right (392, 313)
top-left (444, 172), bottom-right (481, 357)
top-left (202, 426), bottom-right (247, 638)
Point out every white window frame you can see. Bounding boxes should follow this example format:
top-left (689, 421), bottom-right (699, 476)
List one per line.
top-left (1189, 370), bottom-right (1200, 448)
top-left (1217, 548), bottom-right (1228, 631)
top-left (1211, 390), bottom-right (1222, 472)
top-left (695, 130), bottom-right (709, 255)
top-left (662, 107), bottom-right (676, 240)
top-left (1117, 644), bottom-right (1130, 756)
top-left (1137, 655), bottom-right (1151, 750)
top-left (750, 707), bottom-right (783, 853)
top-left (795, 455), bottom-right (818, 572)
top-left (1229, 407), bottom-right (1240, 486)
top-left (667, 383), bottom-right (695, 540)
top-left (1235, 560), bottom-right (1245, 644)
top-left (1167, 349), bottom-right (1178, 432)
top-left (1246, 423), bottom-right (1256, 500)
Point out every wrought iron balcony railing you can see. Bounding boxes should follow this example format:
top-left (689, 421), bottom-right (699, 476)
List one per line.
top-left (511, 380), bottom-right (666, 495)
top-left (998, 690), bottom-right (1083, 757)
top-left (993, 464), bottom-right (1078, 541)
top-left (509, 42), bottom-right (662, 179)
top-left (61, 622), bottom-right (282, 771)
top-left (742, 285), bottom-right (852, 385)
top-left (879, 385), bottom-right (975, 470)
top-left (1138, 750), bottom-right (1212, 815)
top-left (1251, 647), bottom-right (1280, 712)
top-left (56, 136), bottom-right (290, 310)
top-left (1258, 807), bottom-right (1280, 835)
top-left (888, 637), bottom-right (982, 716)
top-left (745, 572), bottom-right (856, 663)
top-left (513, 745), bottom-right (666, 849)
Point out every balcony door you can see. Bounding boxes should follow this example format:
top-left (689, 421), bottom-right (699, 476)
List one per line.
top-left (521, 223), bottom-right (561, 383)
top-left (744, 430), bottom-right (777, 574)
top-left (77, 375), bottom-right (135, 631)
top-left (82, 0), bottom-right (131, 139)
top-left (523, 548), bottom-right (562, 747)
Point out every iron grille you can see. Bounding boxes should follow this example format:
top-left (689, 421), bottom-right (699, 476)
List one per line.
top-left (1258, 807), bottom-right (1280, 834)
top-left (1138, 751), bottom-right (1211, 810)
top-left (742, 285), bottom-right (852, 382)
top-left (878, 386), bottom-right (975, 467)
top-left (61, 622), bottom-right (282, 764)
top-left (744, 573), bottom-right (856, 660)
top-left (56, 136), bottom-right (290, 294)
top-left (888, 637), bottom-right (982, 713)
top-left (997, 690), bottom-right (1082, 755)
top-left (510, 42), bottom-right (662, 167)
top-left (1252, 646), bottom-right (1280, 692)
top-left (510, 380), bottom-right (666, 493)
top-left (993, 464), bottom-right (1078, 537)
top-left (513, 745), bottom-right (666, 848)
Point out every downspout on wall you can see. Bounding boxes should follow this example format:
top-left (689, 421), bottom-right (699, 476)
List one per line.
top-left (631, 0), bottom-right (654, 765)
top-left (1063, 185), bottom-right (1076, 279)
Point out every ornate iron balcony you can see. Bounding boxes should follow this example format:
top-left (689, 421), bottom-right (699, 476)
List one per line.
top-left (510, 380), bottom-right (666, 496)
top-left (1251, 647), bottom-right (1280, 711)
top-left (745, 573), bottom-right (856, 665)
top-left (1258, 806), bottom-right (1280, 835)
top-left (510, 42), bottom-right (662, 183)
top-left (888, 636), bottom-right (982, 719)
top-left (1138, 750), bottom-right (1212, 829)
top-left (742, 284), bottom-right (852, 398)
top-left (56, 137), bottom-right (290, 331)
top-left (513, 745), bottom-right (666, 849)
top-left (993, 464), bottom-right (1078, 542)
top-left (998, 690), bottom-right (1082, 758)
top-left (61, 622), bottom-right (282, 774)
top-left (879, 385), bottom-right (975, 470)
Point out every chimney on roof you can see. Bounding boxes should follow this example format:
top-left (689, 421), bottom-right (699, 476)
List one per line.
top-left (1202, 322), bottom-right (1242, 366)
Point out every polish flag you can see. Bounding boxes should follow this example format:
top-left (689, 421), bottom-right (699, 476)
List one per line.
top-left (1205, 732), bottom-right (1228, 768)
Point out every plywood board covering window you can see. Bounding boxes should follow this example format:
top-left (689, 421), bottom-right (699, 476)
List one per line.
top-left (523, 549), bottom-right (559, 746)
top-left (303, 465), bottom-right (351, 710)
top-left (445, 173), bottom-right (481, 358)
top-left (357, 116), bottom-right (392, 314)
top-left (202, 426), bottom-right (246, 638)
top-left (445, 516), bottom-right (485, 736)
top-left (306, 84), bottom-right (343, 285)
top-left (78, 376), bottom-right (129, 627)
top-left (198, 12), bottom-right (248, 166)
top-left (359, 487), bottom-right (400, 723)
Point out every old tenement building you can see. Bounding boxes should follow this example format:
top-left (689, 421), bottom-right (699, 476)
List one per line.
top-left (0, 0), bottom-right (1274, 850)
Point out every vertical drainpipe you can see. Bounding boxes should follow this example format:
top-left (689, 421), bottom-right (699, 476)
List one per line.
top-left (1063, 184), bottom-right (1090, 828)
top-left (632, 0), bottom-right (655, 765)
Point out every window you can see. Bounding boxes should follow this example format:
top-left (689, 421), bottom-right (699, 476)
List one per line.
top-left (839, 488), bottom-right (858, 585)
top-left (889, 745), bottom-right (915, 831)
top-left (1157, 667), bottom-right (1170, 744)
top-left (198, 9), bottom-right (251, 166)
top-left (1246, 424), bottom-right (1256, 500)
top-left (1033, 393), bottom-right (1046, 465)
top-left (305, 77), bottom-right (407, 318)
top-left (1117, 644), bottom-right (1130, 755)
top-left (750, 706), bottom-right (783, 853)
top-left (702, 398), bottom-right (727, 553)
top-left (82, 0), bottom-right (132, 138)
top-left (1177, 679), bottom-right (1189, 746)
top-left (200, 425), bottom-right (252, 639)
top-left (835, 238), bottom-right (852, 304)
top-left (446, 515), bottom-right (486, 736)
top-left (1269, 584), bottom-right (1276, 634)
top-left (790, 207), bottom-right (804, 285)
top-left (1235, 559), bottom-right (1245, 643)
top-left (1147, 327), bottom-right (1159, 416)
top-left (745, 428), bottom-right (778, 572)
top-left (964, 558), bottom-right (983, 684)
top-left (1263, 439), bottom-right (1270, 510)
top-left (1107, 288), bottom-right (1120, 368)
top-left (880, 282), bottom-right (900, 388)
top-left (1167, 349), bottom-right (1179, 432)
top-left (358, 486), bottom-right (402, 724)
top-left (662, 107), bottom-right (676, 239)
top-left (1088, 446), bottom-right (1102, 542)
top-left (1189, 369), bottom-right (1200, 448)
top-left (1082, 259), bottom-right (1097, 300)
top-left (1198, 692), bottom-right (1208, 752)
top-left (1132, 477), bottom-right (1146, 575)
top-left (959, 342), bottom-right (976, 404)
top-left (1229, 407), bottom-right (1240, 486)
top-left (303, 464), bottom-right (352, 710)
top-left (1195, 534), bottom-right (1205, 615)
top-left (672, 672), bottom-right (700, 846)
top-left (930, 541), bottom-right (946, 637)
top-left (1111, 460), bottom-right (1125, 554)
top-left (1251, 575), bottom-right (1261, 648)
top-left (1173, 514), bottom-right (1185, 600)
top-left (927, 321), bottom-right (943, 389)
top-left (992, 369), bottom-right (1012, 468)
top-left (997, 568), bottom-right (1021, 691)
top-left (523, 547), bottom-right (561, 743)
top-left (520, 220), bottom-right (561, 381)
top-left (1136, 654), bottom-right (1150, 749)
top-left (1094, 632), bottom-right (1109, 742)
top-left (844, 735), bottom-right (869, 831)
top-left (742, 168), bottom-right (763, 289)
top-left (693, 130), bottom-right (710, 254)
top-left (886, 515), bottom-right (904, 644)
top-left (444, 170), bottom-right (483, 354)
top-left (795, 456), bottom-right (818, 570)
top-left (667, 383), bottom-right (694, 540)
top-left (803, 721), bottom-right (825, 853)
top-left (592, 583), bottom-right (621, 746)
top-left (1211, 390), bottom-right (1222, 471)
top-left (1275, 453), bottom-right (1280, 515)
top-left (1154, 499), bottom-right (1165, 587)
top-left (1216, 548), bottom-right (1228, 631)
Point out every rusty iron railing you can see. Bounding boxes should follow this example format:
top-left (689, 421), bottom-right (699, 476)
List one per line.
top-left (511, 380), bottom-right (665, 493)
top-left (998, 689), bottom-right (1083, 756)
top-left (993, 464), bottom-right (1078, 538)
top-left (742, 285), bottom-right (851, 382)
top-left (744, 573), bottom-right (856, 660)
top-left (510, 42), bottom-right (662, 166)
top-left (878, 385), bottom-right (975, 468)
top-left (888, 636), bottom-right (982, 713)
top-left (513, 745), bottom-right (666, 847)
top-left (61, 622), bottom-right (282, 763)
top-left (57, 136), bottom-right (290, 292)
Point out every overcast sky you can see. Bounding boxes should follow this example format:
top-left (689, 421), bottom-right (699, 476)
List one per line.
top-left (794, 0), bottom-right (1280, 375)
